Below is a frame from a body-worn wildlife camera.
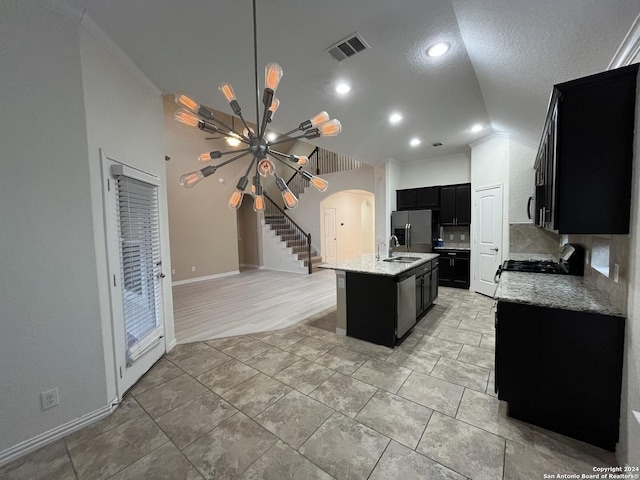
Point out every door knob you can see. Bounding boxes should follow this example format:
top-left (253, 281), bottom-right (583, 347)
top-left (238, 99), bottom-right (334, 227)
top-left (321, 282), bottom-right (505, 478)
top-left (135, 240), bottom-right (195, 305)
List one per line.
top-left (491, 248), bottom-right (499, 252)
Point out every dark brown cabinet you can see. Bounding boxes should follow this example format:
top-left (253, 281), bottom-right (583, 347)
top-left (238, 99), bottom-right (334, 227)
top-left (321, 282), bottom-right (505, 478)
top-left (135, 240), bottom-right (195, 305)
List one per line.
top-left (439, 184), bottom-right (471, 226)
top-left (534, 64), bottom-right (638, 234)
top-left (438, 250), bottom-right (470, 289)
top-left (396, 186), bottom-right (440, 210)
top-left (415, 260), bottom-right (438, 319)
top-left (496, 301), bottom-right (625, 451)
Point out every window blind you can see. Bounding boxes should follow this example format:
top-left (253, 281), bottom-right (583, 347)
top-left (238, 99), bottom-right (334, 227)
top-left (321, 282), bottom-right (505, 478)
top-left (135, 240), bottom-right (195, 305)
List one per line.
top-left (115, 174), bottom-right (163, 364)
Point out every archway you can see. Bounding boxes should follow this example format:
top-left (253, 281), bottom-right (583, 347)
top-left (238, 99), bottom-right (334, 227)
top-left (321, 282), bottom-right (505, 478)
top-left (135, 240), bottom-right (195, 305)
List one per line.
top-left (319, 190), bottom-right (375, 262)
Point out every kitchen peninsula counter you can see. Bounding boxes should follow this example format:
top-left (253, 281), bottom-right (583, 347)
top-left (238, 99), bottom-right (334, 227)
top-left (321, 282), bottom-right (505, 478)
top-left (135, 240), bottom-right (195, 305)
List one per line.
top-left (320, 253), bottom-right (440, 347)
top-left (319, 252), bottom-right (439, 276)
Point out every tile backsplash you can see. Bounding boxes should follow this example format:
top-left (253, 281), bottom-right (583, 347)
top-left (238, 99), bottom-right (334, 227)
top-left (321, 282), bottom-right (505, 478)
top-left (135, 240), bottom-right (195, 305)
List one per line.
top-left (509, 223), bottom-right (628, 314)
top-left (440, 226), bottom-right (470, 248)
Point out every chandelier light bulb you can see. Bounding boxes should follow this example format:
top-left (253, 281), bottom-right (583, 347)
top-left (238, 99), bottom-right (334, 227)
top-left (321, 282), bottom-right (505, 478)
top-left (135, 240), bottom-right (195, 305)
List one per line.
top-left (310, 111), bottom-right (330, 128)
top-left (175, 92), bottom-right (200, 112)
top-left (276, 176), bottom-right (299, 209)
top-left (310, 176), bottom-right (329, 192)
top-left (180, 171), bottom-right (205, 188)
top-left (174, 109), bottom-right (201, 128)
top-left (198, 151), bottom-right (223, 162)
top-left (318, 119), bottom-right (342, 137)
top-left (228, 190), bottom-right (243, 209)
top-left (264, 63), bottom-right (283, 92)
top-left (179, 165), bottom-right (216, 188)
top-left (219, 83), bottom-right (237, 102)
top-left (295, 155), bottom-right (308, 166)
top-left (253, 194), bottom-right (265, 212)
top-left (269, 97), bottom-right (280, 113)
top-left (258, 158), bottom-right (275, 177)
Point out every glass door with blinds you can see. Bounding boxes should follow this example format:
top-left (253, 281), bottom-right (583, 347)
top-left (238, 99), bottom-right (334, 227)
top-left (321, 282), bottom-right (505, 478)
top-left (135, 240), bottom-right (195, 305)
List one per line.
top-left (103, 152), bottom-right (166, 397)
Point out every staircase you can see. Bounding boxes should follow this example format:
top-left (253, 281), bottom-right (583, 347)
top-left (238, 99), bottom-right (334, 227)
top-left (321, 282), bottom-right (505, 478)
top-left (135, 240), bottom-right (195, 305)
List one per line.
top-left (263, 194), bottom-right (323, 274)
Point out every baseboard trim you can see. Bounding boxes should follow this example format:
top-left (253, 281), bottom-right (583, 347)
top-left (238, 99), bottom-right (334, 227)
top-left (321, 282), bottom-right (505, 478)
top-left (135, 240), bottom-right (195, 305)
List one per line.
top-left (0, 397), bottom-right (118, 467)
top-left (166, 338), bottom-right (177, 353)
top-left (172, 270), bottom-right (240, 286)
top-left (336, 328), bottom-right (347, 336)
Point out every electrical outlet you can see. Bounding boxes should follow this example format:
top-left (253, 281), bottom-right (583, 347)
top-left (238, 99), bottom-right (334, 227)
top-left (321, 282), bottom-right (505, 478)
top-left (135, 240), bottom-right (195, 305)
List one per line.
top-left (460, 234), bottom-right (465, 241)
top-left (172, 269), bottom-right (176, 275)
top-left (191, 266), bottom-right (196, 272)
top-left (585, 250), bottom-right (590, 265)
top-left (449, 234), bottom-right (454, 240)
top-left (614, 264), bottom-right (620, 283)
top-left (41, 388), bottom-right (59, 410)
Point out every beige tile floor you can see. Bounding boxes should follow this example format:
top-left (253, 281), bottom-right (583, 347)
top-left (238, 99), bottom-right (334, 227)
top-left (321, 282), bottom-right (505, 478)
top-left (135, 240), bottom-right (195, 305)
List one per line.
top-left (1, 287), bottom-right (618, 480)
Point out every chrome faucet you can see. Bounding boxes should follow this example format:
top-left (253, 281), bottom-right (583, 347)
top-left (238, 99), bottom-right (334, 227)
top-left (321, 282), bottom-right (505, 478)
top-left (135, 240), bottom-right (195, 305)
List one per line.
top-left (376, 240), bottom-right (385, 260)
top-left (389, 235), bottom-right (400, 257)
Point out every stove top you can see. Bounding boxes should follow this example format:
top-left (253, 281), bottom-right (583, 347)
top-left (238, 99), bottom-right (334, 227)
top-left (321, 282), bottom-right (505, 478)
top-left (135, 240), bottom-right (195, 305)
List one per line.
top-left (502, 259), bottom-right (567, 274)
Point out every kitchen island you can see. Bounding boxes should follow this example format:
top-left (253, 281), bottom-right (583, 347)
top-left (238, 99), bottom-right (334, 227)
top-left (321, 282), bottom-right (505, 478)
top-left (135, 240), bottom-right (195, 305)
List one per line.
top-left (319, 253), bottom-right (439, 347)
top-left (494, 271), bottom-right (625, 451)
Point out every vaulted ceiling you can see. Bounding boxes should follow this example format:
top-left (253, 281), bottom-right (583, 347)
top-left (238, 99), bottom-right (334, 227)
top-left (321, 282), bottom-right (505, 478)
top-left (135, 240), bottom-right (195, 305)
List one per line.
top-left (84, 0), bottom-right (639, 165)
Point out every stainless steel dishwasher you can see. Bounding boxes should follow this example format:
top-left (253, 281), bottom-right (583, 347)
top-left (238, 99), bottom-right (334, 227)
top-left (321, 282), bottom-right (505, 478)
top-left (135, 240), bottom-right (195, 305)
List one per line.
top-left (396, 271), bottom-right (416, 338)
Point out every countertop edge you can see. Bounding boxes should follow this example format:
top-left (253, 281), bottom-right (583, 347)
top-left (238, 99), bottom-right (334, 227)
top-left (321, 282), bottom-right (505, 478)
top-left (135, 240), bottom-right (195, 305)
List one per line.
top-left (318, 253), bottom-right (440, 276)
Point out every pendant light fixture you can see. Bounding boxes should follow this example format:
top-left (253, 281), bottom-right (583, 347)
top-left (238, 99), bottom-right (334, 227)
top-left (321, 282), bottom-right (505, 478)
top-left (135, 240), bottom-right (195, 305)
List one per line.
top-left (174, 0), bottom-right (340, 212)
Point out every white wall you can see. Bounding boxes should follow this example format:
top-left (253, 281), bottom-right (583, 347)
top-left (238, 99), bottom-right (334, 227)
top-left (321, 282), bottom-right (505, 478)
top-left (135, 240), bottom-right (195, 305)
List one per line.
top-left (78, 23), bottom-right (174, 373)
top-left (470, 134), bottom-right (511, 287)
top-left (0, 1), bottom-right (175, 462)
top-left (397, 154), bottom-right (471, 189)
top-left (0, 1), bottom-right (107, 456)
top-left (508, 139), bottom-right (536, 224)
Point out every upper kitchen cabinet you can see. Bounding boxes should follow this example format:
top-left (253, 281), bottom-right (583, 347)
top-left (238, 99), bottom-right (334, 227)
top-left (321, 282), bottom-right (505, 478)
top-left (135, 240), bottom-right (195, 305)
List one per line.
top-left (396, 186), bottom-right (440, 210)
top-left (534, 64), bottom-right (638, 234)
top-left (439, 184), bottom-right (471, 226)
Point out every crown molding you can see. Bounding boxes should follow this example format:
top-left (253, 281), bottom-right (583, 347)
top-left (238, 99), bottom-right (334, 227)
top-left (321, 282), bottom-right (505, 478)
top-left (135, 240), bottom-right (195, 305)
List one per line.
top-left (609, 12), bottom-right (640, 69)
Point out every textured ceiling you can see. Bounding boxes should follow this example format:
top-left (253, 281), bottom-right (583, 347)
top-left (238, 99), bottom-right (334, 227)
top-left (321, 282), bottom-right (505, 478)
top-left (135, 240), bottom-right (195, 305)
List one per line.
top-left (83, 0), bottom-right (639, 165)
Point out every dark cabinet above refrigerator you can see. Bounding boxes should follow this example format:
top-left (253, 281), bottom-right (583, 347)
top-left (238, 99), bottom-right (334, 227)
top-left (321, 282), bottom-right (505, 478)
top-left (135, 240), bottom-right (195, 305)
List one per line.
top-left (397, 186), bottom-right (440, 210)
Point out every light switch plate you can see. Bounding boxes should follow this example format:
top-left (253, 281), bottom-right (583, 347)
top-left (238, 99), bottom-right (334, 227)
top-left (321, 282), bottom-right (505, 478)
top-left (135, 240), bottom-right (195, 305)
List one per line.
top-left (449, 234), bottom-right (454, 240)
top-left (460, 234), bottom-right (465, 241)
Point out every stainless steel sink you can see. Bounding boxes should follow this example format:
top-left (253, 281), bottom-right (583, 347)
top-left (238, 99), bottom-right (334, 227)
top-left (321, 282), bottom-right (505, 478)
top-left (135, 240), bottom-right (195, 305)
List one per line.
top-left (383, 256), bottom-right (421, 263)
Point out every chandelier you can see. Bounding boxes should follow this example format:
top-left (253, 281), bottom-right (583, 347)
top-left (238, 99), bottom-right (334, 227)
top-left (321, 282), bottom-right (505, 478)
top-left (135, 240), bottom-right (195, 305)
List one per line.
top-left (173, 0), bottom-right (341, 212)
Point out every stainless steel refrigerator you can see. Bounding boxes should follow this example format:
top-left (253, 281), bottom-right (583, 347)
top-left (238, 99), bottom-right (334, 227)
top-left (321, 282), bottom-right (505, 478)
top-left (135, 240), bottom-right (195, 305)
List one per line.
top-left (391, 210), bottom-right (433, 253)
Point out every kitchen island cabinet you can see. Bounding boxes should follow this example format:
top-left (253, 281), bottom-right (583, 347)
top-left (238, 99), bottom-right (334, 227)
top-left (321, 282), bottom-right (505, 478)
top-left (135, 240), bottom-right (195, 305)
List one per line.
top-left (494, 271), bottom-right (625, 451)
top-left (320, 253), bottom-right (439, 347)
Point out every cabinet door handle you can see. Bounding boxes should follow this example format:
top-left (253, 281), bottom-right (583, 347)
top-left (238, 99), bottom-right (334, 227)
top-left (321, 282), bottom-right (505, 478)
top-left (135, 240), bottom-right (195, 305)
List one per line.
top-left (491, 248), bottom-right (499, 252)
top-left (527, 196), bottom-right (533, 219)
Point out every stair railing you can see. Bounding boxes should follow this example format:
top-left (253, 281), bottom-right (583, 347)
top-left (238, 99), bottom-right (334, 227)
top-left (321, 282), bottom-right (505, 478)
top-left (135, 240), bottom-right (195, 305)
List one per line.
top-left (264, 193), bottom-right (312, 274)
top-left (286, 146), bottom-right (362, 197)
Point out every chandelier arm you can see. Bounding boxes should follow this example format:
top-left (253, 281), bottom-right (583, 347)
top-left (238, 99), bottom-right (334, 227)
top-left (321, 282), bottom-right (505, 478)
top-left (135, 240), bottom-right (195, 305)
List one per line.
top-left (269, 153), bottom-right (299, 173)
top-left (252, 0), bottom-right (261, 137)
top-left (268, 133), bottom-right (309, 146)
top-left (208, 116), bottom-right (246, 140)
top-left (236, 112), bottom-right (254, 139)
top-left (243, 155), bottom-right (258, 178)
top-left (266, 149), bottom-right (289, 159)
top-left (214, 150), bottom-right (253, 169)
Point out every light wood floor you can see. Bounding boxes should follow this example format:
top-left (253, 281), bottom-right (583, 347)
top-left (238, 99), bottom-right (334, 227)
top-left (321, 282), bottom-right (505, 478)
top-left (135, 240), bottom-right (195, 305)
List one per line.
top-left (172, 268), bottom-right (337, 344)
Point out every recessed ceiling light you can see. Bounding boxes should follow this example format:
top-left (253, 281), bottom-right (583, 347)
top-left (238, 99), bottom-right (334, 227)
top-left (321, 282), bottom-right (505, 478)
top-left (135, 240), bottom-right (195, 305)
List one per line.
top-left (410, 137), bottom-right (421, 147)
top-left (427, 42), bottom-right (450, 57)
top-left (471, 124), bottom-right (484, 133)
top-left (335, 83), bottom-right (351, 94)
top-left (389, 113), bottom-right (403, 124)
top-left (266, 131), bottom-right (278, 141)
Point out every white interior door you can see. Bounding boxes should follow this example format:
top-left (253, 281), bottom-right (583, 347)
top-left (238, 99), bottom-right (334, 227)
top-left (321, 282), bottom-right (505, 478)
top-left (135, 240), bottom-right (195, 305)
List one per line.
top-left (102, 152), bottom-right (166, 397)
top-left (324, 207), bottom-right (337, 263)
top-left (474, 185), bottom-right (503, 297)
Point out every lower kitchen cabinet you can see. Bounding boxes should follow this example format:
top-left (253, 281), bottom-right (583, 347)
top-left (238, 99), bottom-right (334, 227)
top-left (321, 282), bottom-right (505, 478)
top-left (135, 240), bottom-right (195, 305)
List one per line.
top-left (438, 250), bottom-right (470, 289)
top-left (495, 301), bottom-right (625, 451)
top-left (345, 260), bottom-right (439, 347)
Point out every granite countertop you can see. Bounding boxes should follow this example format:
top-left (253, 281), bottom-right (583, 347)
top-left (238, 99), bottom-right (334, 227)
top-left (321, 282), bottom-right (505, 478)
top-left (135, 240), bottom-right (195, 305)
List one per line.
top-left (433, 246), bottom-right (471, 251)
top-left (319, 253), bottom-right (439, 276)
top-left (508, 253), bottom-right (557, 261)
top-left (495, 271), bottom-right (624, 317)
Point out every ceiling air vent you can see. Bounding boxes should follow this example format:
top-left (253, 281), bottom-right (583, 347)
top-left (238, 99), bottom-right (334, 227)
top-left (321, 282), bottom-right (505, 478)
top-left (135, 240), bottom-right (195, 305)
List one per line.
top-left (326, 33), bottom-right (370, 62)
